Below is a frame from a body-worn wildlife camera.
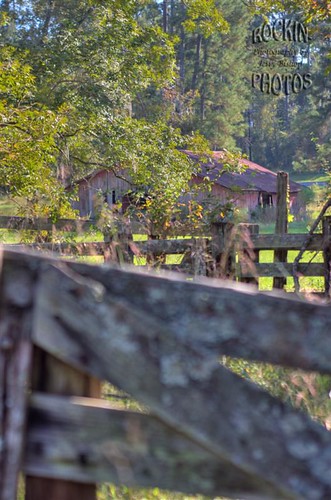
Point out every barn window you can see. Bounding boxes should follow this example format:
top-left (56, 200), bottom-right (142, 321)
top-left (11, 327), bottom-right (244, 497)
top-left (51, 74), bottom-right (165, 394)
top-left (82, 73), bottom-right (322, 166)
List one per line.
top-left (258, 192), bottom-right (273, 208)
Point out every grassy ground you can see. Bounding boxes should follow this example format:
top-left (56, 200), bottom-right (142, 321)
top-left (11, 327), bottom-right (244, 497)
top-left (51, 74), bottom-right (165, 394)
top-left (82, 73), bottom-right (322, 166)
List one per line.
top-left (0, 195), bottom-right (20, 215)
top-left (291, 171), bottom-right (329, 183)
top-left (258, 249), bottom-right (324, 292)
top-left (98, 486), bottom-right (213, 500)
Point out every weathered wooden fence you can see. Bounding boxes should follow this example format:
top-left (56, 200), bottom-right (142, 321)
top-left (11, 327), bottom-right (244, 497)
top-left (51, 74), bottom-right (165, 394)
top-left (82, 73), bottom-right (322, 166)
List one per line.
top-left (0, 212), bottom-right (331, 293)
top-left (0, 249), bottom-right (331, 500)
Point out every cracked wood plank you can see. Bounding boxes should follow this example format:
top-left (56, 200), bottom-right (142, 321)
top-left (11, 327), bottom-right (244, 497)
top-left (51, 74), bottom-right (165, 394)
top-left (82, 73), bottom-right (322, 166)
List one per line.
top-left (31, 260), bottom-right (331, 500)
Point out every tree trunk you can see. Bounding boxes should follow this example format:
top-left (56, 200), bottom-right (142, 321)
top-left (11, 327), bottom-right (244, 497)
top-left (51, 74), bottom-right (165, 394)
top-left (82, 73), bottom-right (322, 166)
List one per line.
top-left (162, 0), bottom-right (168, 33)
top-left (192, 34), bottom-right (202, 90)
top-left (200, 38), bottom-right (209, 121)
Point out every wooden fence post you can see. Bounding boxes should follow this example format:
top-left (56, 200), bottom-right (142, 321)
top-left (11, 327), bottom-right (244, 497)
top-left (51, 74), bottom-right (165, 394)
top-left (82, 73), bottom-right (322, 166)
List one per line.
top-left (210, 222), bottom-right (235, 278)
top-left (192, 238), bottom-right (209, 276)
top-left (117, 229), bottom-right (134, 265)
top-left (180, 238), bottom-right (209, 276)
top-left (0, 257), bottom-right (35, 500)
top-left (103, 231), bottom-right (113, 263)
top-left (323, 215), bottom-right (331, 298)
top-left (273, 172), bottom-right (289, 290)
top-left (147, 234), bottom-right (166, 269)
top-left (25, 349), bottom-right (101, 500)
top-left (238, 223), bottom-right (260, 285)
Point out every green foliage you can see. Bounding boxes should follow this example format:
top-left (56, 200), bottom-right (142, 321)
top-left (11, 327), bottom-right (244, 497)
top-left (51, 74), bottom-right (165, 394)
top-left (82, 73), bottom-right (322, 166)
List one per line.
top-left (246, 0), bottom-right (330, 22)
top-left (0, 0), bottom-right (250, 223)
top-left (0, 46), bottom-right (74, 218)
top-left (183, 0), bottom-right (229, 37)
top-left (121, 126), bottom-right (210, 232)
top-left (246, 3), bottom-right (330, 173)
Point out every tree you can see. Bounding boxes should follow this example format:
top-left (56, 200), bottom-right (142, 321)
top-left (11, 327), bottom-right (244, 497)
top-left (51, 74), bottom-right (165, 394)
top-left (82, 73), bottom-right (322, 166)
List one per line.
top-left (245, 0), bottom-right (330, 22)
top-left (0, 1), bottom-right (255, 225)
top-left (136, 0), bottom-right (251, 150)
top-left (0, 44), bottom-right (73, 218)
top-left (241, 3), bottom-right (330, 174)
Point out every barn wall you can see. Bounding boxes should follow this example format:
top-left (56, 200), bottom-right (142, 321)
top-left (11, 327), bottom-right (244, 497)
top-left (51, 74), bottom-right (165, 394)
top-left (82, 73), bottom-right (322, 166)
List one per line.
top-left (76, 171), bottom-right (131, 217)
top-left (74, 170), bottom-right (303, 220)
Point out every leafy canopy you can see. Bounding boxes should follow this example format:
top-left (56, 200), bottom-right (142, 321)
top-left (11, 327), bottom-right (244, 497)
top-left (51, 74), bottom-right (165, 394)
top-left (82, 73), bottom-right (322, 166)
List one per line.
top-left (0, 45), bottom-right (74, 218)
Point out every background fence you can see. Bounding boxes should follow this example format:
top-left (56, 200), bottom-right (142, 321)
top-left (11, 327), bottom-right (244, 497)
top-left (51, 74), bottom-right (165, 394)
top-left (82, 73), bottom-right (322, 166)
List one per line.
top-left (0, 212), bottom-right (330, 294)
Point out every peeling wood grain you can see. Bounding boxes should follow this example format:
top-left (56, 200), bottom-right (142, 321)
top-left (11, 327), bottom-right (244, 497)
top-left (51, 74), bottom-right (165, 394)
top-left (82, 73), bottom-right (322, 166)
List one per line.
top-left (2, 248), bottom-right (331, 373)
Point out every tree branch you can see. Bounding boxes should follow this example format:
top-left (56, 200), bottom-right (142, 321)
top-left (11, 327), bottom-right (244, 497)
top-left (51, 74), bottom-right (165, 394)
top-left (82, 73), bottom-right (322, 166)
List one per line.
top-left (293, 198), bottom-right (331, 293)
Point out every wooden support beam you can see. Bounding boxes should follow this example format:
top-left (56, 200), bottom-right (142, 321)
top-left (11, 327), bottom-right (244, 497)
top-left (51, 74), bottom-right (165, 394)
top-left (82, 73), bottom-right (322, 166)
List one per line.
top-left (236, 262), bottom-right (324, 278)
top-left (25, 349), bottom-right (100, 500)
top-left (1, 248), bottom-right (329, 374)
top-left (210, 222), bottom-right (235, 278)
top-left (25, 261), bottom-right (101, 500)
top-left (24, 393), bottom-right (279, 499)
top-left (139, 238), bottom-right (197, 256)
top-left (66, 257), bottom-right (331, 374)
top-left (237, 223), bottom-right (259, 285)
top-left (249, 233), bottom-right (323, 251)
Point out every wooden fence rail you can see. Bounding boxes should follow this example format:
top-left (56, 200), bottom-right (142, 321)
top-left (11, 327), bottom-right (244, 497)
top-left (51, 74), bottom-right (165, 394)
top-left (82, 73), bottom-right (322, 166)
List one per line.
top-left (0, 214), bottom-right (330, 293)
top-left (0, 249), bottom-right (331, 500)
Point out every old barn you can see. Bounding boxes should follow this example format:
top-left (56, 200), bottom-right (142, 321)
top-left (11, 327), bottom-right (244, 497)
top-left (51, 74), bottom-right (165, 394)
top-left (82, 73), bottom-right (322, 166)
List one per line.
top-left (72, 152), bottom-right (303, 218)
top-left (186, 151), bottom-right (303, 217)
top-left (71, 169), bottom-right (131, 217)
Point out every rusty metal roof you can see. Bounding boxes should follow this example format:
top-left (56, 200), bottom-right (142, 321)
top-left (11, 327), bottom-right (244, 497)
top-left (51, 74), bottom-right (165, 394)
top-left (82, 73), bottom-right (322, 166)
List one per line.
top-left (184, 151), bottom-right (301, 194)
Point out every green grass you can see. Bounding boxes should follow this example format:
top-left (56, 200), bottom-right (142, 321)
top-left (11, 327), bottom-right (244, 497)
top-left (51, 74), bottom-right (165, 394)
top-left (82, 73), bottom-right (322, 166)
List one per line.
top-left (259, 220), bottom-right (313, 234)
top-left (0, 195), bottom-right (19, 215)
top-left (98, 485), bottom-right (217, 500)
top-left (291, 172), bottom-right (329, 183)
top-left (257, 249), bottom-right (324, 292)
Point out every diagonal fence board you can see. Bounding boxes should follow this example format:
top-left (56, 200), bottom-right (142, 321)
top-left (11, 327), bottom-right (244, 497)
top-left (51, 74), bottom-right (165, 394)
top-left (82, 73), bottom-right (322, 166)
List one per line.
top-left (31, 259), bottom-right (331, 500)
top-left (71, 261), bottom-right (331, 374)
top-left (24, 393), bottom-right (279, 499)
top-left (3, 247), bottom-right (331, 374)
